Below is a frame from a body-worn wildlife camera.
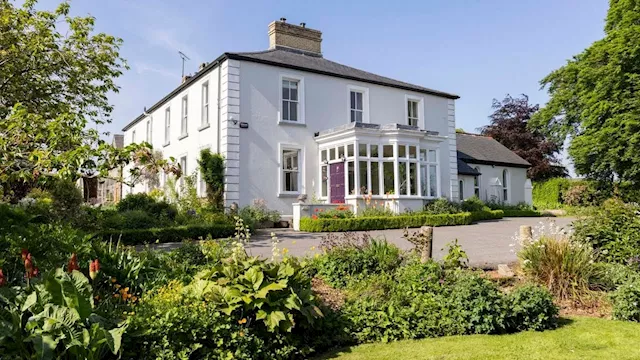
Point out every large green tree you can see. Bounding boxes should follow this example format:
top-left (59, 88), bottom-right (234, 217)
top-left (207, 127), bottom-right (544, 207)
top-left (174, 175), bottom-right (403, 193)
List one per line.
top-left (531, 0), bottom-right (640, 183)
top-left (0, 0), bottom-right (173, 200)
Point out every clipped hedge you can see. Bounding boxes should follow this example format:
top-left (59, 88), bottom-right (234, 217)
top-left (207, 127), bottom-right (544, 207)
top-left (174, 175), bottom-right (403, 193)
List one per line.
top-left (502, 209), bottom-right (543, 217)
top-left (299, 213), bottom-right (472, 232)
top-left (98, 223), bottom-right (236, 245)
top-left (469, 210), bottom-right (504, 222)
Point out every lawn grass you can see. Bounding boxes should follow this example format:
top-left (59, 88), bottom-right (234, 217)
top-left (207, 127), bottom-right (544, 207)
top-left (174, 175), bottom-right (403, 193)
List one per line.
top-left (320, 317), bottom-right (640, 360)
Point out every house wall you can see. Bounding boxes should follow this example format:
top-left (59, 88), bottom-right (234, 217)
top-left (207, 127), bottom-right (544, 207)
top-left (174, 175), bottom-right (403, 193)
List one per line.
top-left (458, 164), bottom-right (528, 204)
top-left (237, 60), bottom-right (456, 215)
top-left (123, 64), bottom-right (222, 196)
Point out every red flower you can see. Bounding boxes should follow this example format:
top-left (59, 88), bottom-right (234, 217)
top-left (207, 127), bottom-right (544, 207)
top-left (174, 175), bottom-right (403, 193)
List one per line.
top-left (89, 259), bottom-right (100, 280)
top-left (0, 269), bottom-right (6, 287)
top-left (24, 253), bottom-right (37, 279)
top-left (315, 208), bottom-right (319, 212)
top-left (21, 248), bottom-right (29, 261)
top-left (311, 215), bottom-right (318, 220)
top-left (67, 253), bottom-right (80, 273)
top-left (32, 267), bottom-right (39, 277)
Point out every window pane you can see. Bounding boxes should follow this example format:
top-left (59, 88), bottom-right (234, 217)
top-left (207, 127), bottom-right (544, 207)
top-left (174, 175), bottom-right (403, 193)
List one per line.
top-left (410, 163), bottom-right (418, 196)
top-left (282, 81), bottom-right (290, 100)
top-left (398, 145), bottom-right (406, 158)
top-left (429, 164), bottom-right (437, 197)
top-left (371, 162), bottom-right (380, 195)
top-left (290, 82), bottom-right (298, 101)
top-left (420, 149), bottom-right (427, 161)
top-left (350, 91), bottom-right (356, 109)
top-left (289, 102), bottom-right (298, 121)
top-left (359, 143), bottom-right (367, 157)
top-left (421, 166), bottom-right (428, 196)
top-left (399, 162), bottom-right (408, 195)
top-left (355, 110), bottom-right (363, 123)
top-left (356, 92), bottom-right (363, 110)
top-left (322, 165), bottom-right (328, 197)
top-left (282, 101), bottom-right (289, 120)
top-left (350, 110), bottom-right (356, 123)
top-left (371, 145), bottom-right (379, 158)
top-left (409, 146), bottom-right (417, 159)
top-left (383, 145), bottom-right (393, 158)
top-left (338, 146), bottom-right (345, 158)
top-left (347, 144), bottom-right (354, 157)
top-left (459, 180), bottom-right (464, 200)
top-left (348, 161), bottom-right (355, 195)
top-left (359, 161), bottom-right (368, 194)
top-left (330, 148), bottom-right (336, 160)
top-left (383, 162), bottom-right (394, 194)
top-left (321, 150), bottom-right (327, 162)
top-left (428, 150), bottom-right (437, 163)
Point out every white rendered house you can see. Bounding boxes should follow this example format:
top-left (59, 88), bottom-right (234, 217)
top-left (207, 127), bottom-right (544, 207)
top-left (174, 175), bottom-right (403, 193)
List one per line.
top-left (122, 20), bottom-right (530, 215)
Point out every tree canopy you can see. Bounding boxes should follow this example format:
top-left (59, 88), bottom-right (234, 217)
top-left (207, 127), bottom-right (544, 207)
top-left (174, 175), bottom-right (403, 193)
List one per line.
top-left (480, 95), bottom-right (566, 181)
top-left (0, 0), bottom-right (173, 200)
top-left (531, 0), bottom-right (640, 183)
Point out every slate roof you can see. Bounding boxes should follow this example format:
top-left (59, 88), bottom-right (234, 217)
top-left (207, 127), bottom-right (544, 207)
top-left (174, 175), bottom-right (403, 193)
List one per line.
top-left (229, 48), bottom-right (459, 99)
top-left (123, 47), bottom-right (458, 131)
top-left (457, 159), bottom-right (481, 175)
top-left (456, 133), bottom-right (530, 169)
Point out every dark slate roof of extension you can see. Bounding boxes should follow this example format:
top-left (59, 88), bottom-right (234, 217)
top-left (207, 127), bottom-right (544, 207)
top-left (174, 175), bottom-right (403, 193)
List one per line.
top-left (122, 47), bottom-right (459, 131)
top-left (457, 159), bottom-right (481, 175)
top-left (456, 133), bottom-right (530, 169)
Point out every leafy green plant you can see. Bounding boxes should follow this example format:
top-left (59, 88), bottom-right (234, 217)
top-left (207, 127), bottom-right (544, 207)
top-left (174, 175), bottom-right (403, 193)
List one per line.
top-left (315, 205), bottom-right (354, 219)
top-left (423, 198), bottom-right (461, 214)
top-left (98, 223), bottom-right (236, 245)
top-left (300, 213), bottom-right (472, 232)
top-left (442, 239), bottom-right (469, 269)
top-left (505, 283), bottom-right (558, 331)
top-left (0, 269), bottom-right (126, 359)
top-left (573, 199), bottom-right (640, 264)
top-left (460, 196), bottom-right (486, 212)
top-left (589, 262), bottom-right (640, 292)
top-left (238, 198), bottom-right (281, 228)
top-left (469, 209), bottom-right (504, 222)
top-left (611, 279), bottom-right (640, 322)
top-left (198, 149), bottom-right (225, 211)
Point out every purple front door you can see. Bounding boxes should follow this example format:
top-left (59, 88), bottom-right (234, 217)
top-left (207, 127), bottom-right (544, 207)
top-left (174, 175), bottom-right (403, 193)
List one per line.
top-left (330, 162), bottom-right (345, 204)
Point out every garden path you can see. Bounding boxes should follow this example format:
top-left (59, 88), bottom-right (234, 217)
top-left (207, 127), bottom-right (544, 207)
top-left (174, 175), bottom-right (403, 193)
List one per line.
top-left (150, 217), bottom-right (575, 269)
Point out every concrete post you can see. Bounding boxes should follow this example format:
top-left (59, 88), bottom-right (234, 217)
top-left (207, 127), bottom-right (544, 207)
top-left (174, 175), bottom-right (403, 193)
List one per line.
top-left (420, 226), bottom-right (433, 262)
top-left (520, 225), bottom-right (532, 244)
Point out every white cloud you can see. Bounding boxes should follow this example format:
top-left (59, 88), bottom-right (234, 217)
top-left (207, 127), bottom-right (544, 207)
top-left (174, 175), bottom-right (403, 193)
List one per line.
top-left (134, 62), bottom-right (180, 80)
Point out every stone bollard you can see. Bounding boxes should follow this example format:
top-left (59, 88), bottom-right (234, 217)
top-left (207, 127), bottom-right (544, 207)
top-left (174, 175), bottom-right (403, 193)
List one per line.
top-left (520, 225), bottom-right (532, 244)
top-left (419, 226), bottom-right (434, 263)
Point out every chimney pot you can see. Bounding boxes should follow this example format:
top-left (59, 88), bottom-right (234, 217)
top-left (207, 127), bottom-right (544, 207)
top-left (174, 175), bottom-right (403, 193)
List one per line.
top-left (268, 20), bottom-right (322, 55)
top-left (280, 17), bottom-right (286, 22)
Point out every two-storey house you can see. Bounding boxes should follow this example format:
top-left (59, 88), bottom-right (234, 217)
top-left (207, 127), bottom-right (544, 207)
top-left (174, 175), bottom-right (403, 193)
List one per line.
top-left (122, 19), bottom-right (531, 216)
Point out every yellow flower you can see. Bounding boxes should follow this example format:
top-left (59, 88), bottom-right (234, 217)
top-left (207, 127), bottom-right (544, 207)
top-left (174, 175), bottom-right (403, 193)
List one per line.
top-left (238, 318), bottom-right (247, 324)
top-left (239, 331), bottom-right (245, 337)
top-left (282, 248), bottom-right (289, 255)
top-left (310, 246), bottom-right (316, 251)
top-left (115, 284), bottom-right (121, 289)
top-left (110, 277), bottom-right (117, 283)
top-left (292, 240), bottom-right (297, 245)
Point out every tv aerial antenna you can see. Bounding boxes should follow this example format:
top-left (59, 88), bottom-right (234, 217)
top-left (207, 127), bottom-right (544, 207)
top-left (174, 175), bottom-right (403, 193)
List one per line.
top-left (178, 51), bottom-right (190, 78)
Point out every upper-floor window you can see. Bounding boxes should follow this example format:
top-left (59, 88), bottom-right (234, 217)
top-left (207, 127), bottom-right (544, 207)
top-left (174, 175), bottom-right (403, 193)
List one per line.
top-left (131, 130), bottom-right (136, 144)
top-left (201, 82), bottom-right (209, 127)
top-left (408, 100), bottom-right (419, 127)
top-left (164, 108), bottom-right (171, 144)
top-left (282, 79), bottom-right (299, 122)
top-left (146, 117), bottom-right (152, 143)
top-left (350, 90), bottom-right (363, 123)
top-left (181, 96), bottom-right (188, 136)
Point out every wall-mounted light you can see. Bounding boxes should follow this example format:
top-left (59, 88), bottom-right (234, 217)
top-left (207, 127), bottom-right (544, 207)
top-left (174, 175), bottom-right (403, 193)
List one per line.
top-left (239, 122), bottom-right (249, 129)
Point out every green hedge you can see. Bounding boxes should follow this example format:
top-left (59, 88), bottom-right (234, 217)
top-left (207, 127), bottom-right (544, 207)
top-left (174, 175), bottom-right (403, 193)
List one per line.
top-left (299, 213), bottom-right (472, 232)
top-left (469, 210), bottom-right (504, 222)
top-left (503, 209), bottom-right (543, 217)
top-left (98, 223), bottom-right (236, 245)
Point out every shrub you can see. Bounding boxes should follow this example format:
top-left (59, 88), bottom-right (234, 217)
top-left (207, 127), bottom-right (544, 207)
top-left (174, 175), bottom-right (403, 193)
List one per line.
top-left (47, 179), bottom-right (84, 216)
top-left (486, 201), bottom-right (535, 211)
top-left (313, 234), bottom-right (401, 288)
top-left (573, 199), bottom-right (640, 264)
top-left (470, 209), bottom-right (504, 222)
top-left (442, 239), bottom-right (469, 270)
top-left (590, 262), bottom-right (640, 292)
top-left (562, 184), bottom-right (598, 207)
top-left (533, 177), bottom-right (572, 209)
top-left (98, 223), bottom-right (236, 245)
top-left (299, 213), bottom-right (472, 232)
top-left (506, 283), bottom-right (558, 331)
top-left (502, 209), bottom-right (542, 217)
top-left (116, 193), bottom-right (177, 221)
top-left (518, 230), bottom-right (595, 302)
top-left (198, 149), bottom-right (225, 210)
top-left (611, 279), bottom-right (640, 322)
top-left (316, 205), bottom-right (354, 219)
top-left (460, 196), bottom-right (486, 212)
top-left (239, 198), bottom-right (281, 228)
top-left (102, 209), bottom-right (161, 230)
top-left (423, 198), bottom-right (461, 214)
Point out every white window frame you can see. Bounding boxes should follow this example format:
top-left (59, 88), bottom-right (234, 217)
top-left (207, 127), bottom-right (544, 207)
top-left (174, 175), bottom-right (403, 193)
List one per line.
top-left (404, 95), bottom-right (424, 128)
top-left (277, 143), bottom-right (304, 197)
top-left (502, 169), bottom-right (510, 203)
top-left (179, 155), bottom-right (187, 189)
top-left (278, 74), bottom-right (305, 125)
top-left (347, 85), bottom-right (370, 124)
top-left (180, 95), bottom-right (188, 137)
top-left (164, 107), bottom-right (171, 145)
top-left (201, 81), bottom-right (210, 127)
top-left (420, 147), bottom-right (440, 199)
top-left (146, 117), bottom-right (152, 143)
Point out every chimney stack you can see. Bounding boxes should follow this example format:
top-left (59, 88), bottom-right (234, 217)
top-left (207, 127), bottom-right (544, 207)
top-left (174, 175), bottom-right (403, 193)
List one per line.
top-left (268, 19), bottom-right (322, 55)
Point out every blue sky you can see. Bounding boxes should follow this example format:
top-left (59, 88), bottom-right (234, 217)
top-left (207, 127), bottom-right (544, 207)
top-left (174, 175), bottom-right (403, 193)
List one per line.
top-left (53, 0), bottom-right (608, 172)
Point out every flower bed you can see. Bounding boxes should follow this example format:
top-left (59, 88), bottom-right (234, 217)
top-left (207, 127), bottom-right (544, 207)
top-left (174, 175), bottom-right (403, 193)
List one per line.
top-left (98, 223), bottom-right (236, 245)
top-left (299, 213), bottom-right (472, 232)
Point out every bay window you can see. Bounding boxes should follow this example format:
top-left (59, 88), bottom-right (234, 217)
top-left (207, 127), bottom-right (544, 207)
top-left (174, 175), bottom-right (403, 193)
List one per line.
top-left (420, 148), bottom-right (439, 198)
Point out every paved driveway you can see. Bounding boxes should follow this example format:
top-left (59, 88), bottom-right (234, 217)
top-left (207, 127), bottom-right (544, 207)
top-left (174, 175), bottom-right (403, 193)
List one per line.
top-left (241, 217), bottom-right (575, 268)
